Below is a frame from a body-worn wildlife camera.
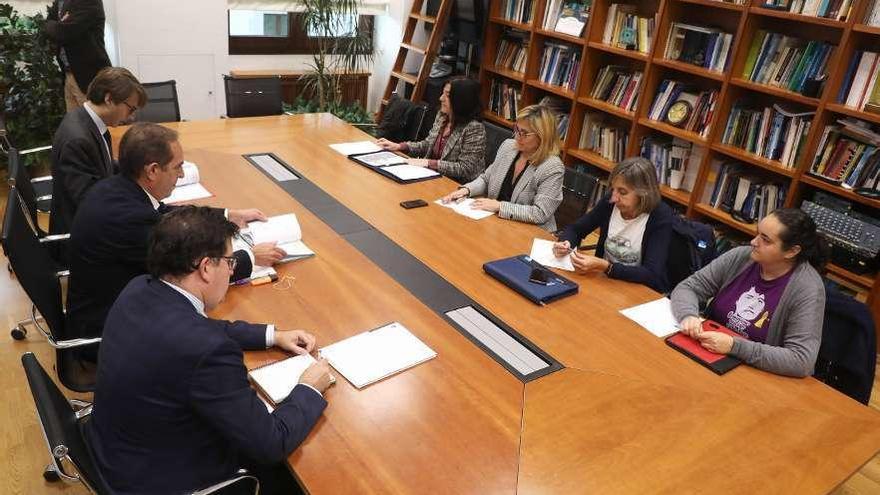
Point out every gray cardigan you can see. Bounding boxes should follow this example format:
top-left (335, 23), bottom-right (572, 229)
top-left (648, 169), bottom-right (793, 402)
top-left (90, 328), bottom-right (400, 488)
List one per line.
top-left (405, 112), bottom-right (486, 184)
top-left (670, 246), bottom-right (825, 377)
top-left (461, 138), bottom-right (564, 232)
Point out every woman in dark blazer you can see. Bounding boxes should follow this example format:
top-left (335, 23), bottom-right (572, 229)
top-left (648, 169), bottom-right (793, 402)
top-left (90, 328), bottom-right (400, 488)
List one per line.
top-left (377, 77), bottom-right (486, 183)
top-left (553, 157), bottom-right (673, 292)
top-left (441, 104), bottom-right (564, 231)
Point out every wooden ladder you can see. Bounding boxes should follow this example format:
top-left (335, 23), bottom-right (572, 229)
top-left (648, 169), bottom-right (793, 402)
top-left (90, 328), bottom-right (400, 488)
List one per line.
top-left (378, 0), bottom-right (454, 120)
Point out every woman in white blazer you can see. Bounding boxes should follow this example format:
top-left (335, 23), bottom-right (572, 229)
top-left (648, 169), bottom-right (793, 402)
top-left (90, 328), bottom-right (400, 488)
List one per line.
top-left (441, 104), bottom-right (564, 231)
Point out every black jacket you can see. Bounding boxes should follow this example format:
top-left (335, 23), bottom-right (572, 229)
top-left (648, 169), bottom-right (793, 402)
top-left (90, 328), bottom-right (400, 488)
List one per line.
top-left (46, 0), bottom-right (111, 93)
top-left (49, 106), bottom-right (114, 236)
top-left (86, 275), bottom-right (327, 494)
top-left (66, 175), bottom-right (252, 345)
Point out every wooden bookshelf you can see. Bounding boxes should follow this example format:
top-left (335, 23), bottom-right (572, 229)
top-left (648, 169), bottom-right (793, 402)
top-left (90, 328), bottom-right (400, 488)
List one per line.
top-left (483, 111), bottom-right (516, 128)
top-left (479, 0), bottom-right (880, 343)
top-left (484, 65), bottom-right (527, 82)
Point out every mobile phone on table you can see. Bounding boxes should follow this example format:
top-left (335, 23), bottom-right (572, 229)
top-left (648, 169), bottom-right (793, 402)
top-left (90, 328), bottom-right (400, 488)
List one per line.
top-left (528, 267), bottom-right (551, 285)
top-left (400, 199), bottom-right (428, 209)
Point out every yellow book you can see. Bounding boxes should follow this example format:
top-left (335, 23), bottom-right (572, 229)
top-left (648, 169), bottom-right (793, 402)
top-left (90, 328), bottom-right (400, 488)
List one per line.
top-left (638, 17), bottom-right (648, 53)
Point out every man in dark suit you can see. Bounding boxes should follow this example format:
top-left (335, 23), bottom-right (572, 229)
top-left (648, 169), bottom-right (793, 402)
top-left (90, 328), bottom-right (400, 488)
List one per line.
top-left (87, 206), bottom-right (334, 495)
top-left (46, 0), bottom-right (112, 111)
top-left (67, 122), bottom-right (286, 360)
top-left (49, 67), bottom-right (146, 237)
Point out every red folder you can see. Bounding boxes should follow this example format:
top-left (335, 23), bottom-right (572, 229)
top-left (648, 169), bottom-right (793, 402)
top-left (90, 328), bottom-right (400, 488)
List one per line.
top-left (666, 320), bottom-right (742, 375)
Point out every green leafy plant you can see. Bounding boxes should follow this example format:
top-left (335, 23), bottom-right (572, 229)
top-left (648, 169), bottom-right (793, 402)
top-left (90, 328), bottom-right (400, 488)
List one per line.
top-left (285, 96), bottom-right (375, 129)
top-left (0, 3), bottom-right (65, 167)
top-left (297, 0), bottom-right (374, 111)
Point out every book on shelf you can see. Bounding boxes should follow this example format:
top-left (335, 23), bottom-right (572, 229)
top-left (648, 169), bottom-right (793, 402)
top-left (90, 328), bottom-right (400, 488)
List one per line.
top-left (837, 51), bottom-right (880, 114)
top-left (708, 162), bottom-right (788, 223)
top-left (663, 22), bottom-right (733, 72)
top-left (538, 42), bottom-right (580, 90)
top-left (640, 136), bottom-right (701, 191)
top-left (810, 118), bottom-right (880, 193)
top-left (721, 102), bottom-right (813, 168)
top-left (501, 0), bottom-right (534, 23)
top-left (579, 112), bottom-right (629, 163)
top-left (601, 4), bottom-right (656, 54)
top-left (589, 65), bottom-right (642, 112)
top-left (741, 31), bottom-right (833, 96)
top-left (489, 79), bottom-right (521, 120)
top-left (543, 0), bottom-right (592, 36)
top-left (494, 30), bottom-right (529, 73)
top-left (647, 80), bottom-right (718, 138)
top-left (538, 95), bottom-right (572, 138)
top-left (867, 0), bottom-right (880, 26)
top-left (759, 0), bottom-right (853, 21)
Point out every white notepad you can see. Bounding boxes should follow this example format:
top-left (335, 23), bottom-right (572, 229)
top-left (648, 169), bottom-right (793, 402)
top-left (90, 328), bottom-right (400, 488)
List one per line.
top-left (529, 238), bottom-right (575, 271)
top-left (354, 152), bottom-right (408, 168)
top-left (434, 198), bottom-right (495, 220)
top-left (165, 161), bottom-right (213, 203)
top-left (329, 141), bottom-right (383, 156)
top-left (319, 322), bottom-right (437, 389)
top-left (243, 213), bottom-right (314, 262)
top-left (381, 164), bottom-right (440, 181)
top-left (619, 297), bottom-right (681, 338)
top-left (248, 353), bottom-right (332, 406)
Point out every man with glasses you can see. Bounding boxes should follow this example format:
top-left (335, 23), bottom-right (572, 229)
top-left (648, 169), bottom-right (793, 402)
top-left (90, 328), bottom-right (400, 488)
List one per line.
top-left (67, 122), bottom-right (286, 362)
top-left (87, 206), bottom-right (333, 495)
top-left (50, 67), bottom-right (147, 238)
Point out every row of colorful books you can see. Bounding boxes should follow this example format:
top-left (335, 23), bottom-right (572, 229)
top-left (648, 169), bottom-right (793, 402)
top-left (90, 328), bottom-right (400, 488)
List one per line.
top-left (542, 0), bottom-right (591, 36)
top-left (601, 4), bottom-right (655, 54)
top-left (664, 22), bottom-right (733, 73)
top-left (589, 66), bottom-right (642, 112)
top-left (810, 118), bottom-right (880, 192)
top-left (758, 0), bottom-right (853, 21)
top-left (647, 80), bottom-right (718, 138)
top-left (494, 34), bottom-right (529, 73)
top-left (708, 163), bottom-right (788, 224)
top-left (741, 33), bottom-right (833, 96)
top-left (500, 0), bottom-right (534, 23)
top-left (640, 137), bottom-right (698, 191)
top-left (577, 114), bottom-right (629, 163)
top-left (538, 42), bottom-right (580, 90)
top-left (488, 79), bottom-right (522, 120)
top-left (838, 50), bottom-right (880, 114)
top-left (720, 103), bottom-right (812, 169)
top-left (867, 0), bottom-right (880, 25)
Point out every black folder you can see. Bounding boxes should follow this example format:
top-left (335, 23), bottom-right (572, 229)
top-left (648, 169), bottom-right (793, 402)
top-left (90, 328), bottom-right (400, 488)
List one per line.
top-left (348, 151), bottom-right (441, 184)
top-left (483, 255), bottom-right (579, 305)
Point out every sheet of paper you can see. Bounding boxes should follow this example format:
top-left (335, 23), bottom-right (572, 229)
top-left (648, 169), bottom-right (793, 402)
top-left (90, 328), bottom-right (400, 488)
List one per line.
top-left (165, 183), bottom-right (212, 204)
top-left (329, 141), bottom-right (383, 156)
top-left (278, 240), bottom-right (314, 261)
top-left (619, 297), bottom-right (680, 338)
top-left (176, 160), bottom-right (200, 186)
top-left (433, 198), bottom-right (495, 220)
top-left (356, 151), bottom-right (409, 167)
top-left (247, 213), bottom-right (301, 245)
top-left (248, 354), bottom-right (319, 405)
top-left (320, 322), bottom-right (437, 389)
top-left (382, 164), bottom-right (440, 181)
top-left (529, 238), bottom-right (575, 271)
top-left (248, 265), bottom-right (277, 280)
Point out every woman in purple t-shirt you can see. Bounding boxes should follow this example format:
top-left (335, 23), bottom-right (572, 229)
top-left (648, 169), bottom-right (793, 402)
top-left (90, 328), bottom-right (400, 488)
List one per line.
top-left (670, 209), bottom-right (829, 377)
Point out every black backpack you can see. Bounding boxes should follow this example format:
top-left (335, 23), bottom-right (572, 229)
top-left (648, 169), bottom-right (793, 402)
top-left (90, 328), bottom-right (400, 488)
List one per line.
top-left (666, 216), bottom-right (717, 292)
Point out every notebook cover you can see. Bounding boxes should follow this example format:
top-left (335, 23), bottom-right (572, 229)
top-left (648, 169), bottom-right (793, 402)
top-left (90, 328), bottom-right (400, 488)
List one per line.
top-left (482, 255), bottom-right (579, 305)
top-left (665, 320), bottom-right (742, 375)
top-left (348, 152), bottom-right (441, 184)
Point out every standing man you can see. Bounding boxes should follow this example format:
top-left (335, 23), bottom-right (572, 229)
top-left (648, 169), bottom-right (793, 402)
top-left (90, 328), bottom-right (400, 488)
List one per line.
top-left (49, 67), bottom-right (146, 237)
top-left (87, 206), bottom-right (333, 494)
top-left (46, 0), bottom-right (112, 111)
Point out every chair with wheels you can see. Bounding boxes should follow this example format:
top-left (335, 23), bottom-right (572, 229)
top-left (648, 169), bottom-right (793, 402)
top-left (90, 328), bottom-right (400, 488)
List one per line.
top-left (136, 80), bottom-right (182, 123)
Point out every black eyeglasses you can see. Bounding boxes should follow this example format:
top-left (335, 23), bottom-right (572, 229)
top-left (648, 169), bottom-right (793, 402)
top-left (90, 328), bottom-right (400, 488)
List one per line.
top-left (121, 101), bottom-right (137, 114)
top-left (214, 256), bottom-right (237, 271)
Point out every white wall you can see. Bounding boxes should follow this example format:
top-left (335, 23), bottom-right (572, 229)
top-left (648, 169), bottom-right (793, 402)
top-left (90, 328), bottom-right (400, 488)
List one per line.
top-left (9, 0), bottom-right (413, 118)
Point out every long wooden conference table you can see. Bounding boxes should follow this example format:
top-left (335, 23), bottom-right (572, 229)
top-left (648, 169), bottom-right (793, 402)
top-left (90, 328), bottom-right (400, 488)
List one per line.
top-left (129, 114), bottom-right (880, 494)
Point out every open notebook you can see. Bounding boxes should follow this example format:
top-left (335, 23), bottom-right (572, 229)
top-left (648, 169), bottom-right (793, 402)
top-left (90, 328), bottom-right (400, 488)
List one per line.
top-left (248, 353), bottom-right (335, 406)
top-left (241, 213), bottom-right (314, 263)
top-left (434, 198), bottom-right (495, 220)
top-left (320, 322), bottom-right (437, 389)
top-left (165, 161), bottom-right (213, 204)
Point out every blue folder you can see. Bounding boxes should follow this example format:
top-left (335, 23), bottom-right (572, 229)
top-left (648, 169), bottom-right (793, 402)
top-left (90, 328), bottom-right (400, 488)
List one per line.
top-left (483, 255), bottom-right (579, 305)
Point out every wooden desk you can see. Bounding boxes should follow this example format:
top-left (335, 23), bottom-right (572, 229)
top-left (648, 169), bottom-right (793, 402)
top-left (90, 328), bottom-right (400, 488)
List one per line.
top-left (138, 114), bottom-right (880, 494)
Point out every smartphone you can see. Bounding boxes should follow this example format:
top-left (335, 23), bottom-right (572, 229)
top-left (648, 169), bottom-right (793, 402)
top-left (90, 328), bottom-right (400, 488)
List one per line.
top-left (400, 199), bottom-right (428, 209)
top-left (528, 267), bottom-right (551, 285)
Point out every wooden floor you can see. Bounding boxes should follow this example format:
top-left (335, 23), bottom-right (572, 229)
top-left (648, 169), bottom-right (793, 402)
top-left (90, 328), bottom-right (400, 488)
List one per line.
top-left (0, 190), bottom-right (878, 494)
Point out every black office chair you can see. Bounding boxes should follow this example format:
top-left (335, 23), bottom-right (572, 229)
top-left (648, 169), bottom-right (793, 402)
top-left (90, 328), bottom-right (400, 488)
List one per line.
top-left (136, 80), bottom-right (181, 123)
top-left (2, 189), bottom-right (97, 390)
top-left (7, 147), bottom-right (58, 237)
top-left (484, 121), bottom-right (514, 167)
top-left (22, 353), bottom-right (260, 494)
top-left (375, 93), bottom-right (429, 143)
top-left (554, 166), bottom-right (600, 234)
top-left (224, 75), bottom-right (283, 118)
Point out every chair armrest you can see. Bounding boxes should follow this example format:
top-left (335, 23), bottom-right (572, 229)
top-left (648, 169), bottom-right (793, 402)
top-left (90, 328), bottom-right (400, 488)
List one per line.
top-left (48, 337), bottom-right (102, 350)
top-left (192, 472), bottom-right (259, 495)
top-left (39, 233), bottom-right (70, 243)
top-left (70, 399), bottom-right (93, 419)
top-left (31, 175), bottom-right (53, 183)
top-left (19, 145), bottom-right (52, 155)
